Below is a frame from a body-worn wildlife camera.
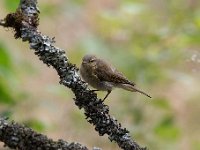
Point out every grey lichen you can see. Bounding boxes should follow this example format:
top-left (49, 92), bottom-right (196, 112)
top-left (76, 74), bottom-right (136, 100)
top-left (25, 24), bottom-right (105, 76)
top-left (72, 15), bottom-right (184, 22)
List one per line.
top-left (0, 118), bottom-right (89, 150)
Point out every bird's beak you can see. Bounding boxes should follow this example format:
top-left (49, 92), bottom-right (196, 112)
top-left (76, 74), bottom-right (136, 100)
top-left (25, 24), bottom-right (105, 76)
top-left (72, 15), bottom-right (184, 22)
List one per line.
top-left (82, 61), bottom-right (86, 64)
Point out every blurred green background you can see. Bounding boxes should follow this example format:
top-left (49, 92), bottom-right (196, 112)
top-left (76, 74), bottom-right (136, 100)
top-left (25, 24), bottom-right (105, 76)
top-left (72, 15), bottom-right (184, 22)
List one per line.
top-left (0, 0), bottom-right (200, 150)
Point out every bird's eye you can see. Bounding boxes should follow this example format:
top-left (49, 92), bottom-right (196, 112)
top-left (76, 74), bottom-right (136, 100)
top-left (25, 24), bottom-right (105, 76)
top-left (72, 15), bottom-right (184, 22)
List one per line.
top-left (89, 59), bottom-right (95, 63)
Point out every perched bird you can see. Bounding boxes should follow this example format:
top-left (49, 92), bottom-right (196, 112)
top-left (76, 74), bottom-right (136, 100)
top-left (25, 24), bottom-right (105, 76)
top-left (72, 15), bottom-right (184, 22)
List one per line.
top-left (80, 54), bottom-right (152, 101)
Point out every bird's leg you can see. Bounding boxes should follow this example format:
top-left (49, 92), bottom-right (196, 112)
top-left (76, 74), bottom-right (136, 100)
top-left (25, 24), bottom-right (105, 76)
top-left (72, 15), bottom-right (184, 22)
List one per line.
top-left (91, 89), bottom-right (99, 92)
top-left (102, 90), bottom-right (111, 101)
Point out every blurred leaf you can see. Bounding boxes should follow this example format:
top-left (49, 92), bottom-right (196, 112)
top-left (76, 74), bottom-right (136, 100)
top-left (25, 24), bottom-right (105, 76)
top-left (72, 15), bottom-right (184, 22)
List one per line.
top-left (132, 107), bottom-right (143, 124)
top-left (0, 42), bottom-right (15, 104)
top-left (0, 110), bottom-right (12, 118)
top-left (194, 16), bottom-right (200, 28)
top-left (151, 98), bottom-right (171, 110)
top-left (24, 119), bottom-right (46, 132)
top-left (120, 3), bottom-right (146, 15)
top-left (40, 4), bottom-right (58, 16)
top-left (0, 42), bottom-right (11, 68)
top-left (70, 0), bottom-right (86, 5)
top-left (70, 111), bottom-right (88, 131)
top-left (154, 116), bottom-right (180, 140)
top-left (4, 0), bottom-right (19, 12)
top-left (192, 140), bottom-right (200, 150)
top-left (0, 83), bottom-right (15, 104)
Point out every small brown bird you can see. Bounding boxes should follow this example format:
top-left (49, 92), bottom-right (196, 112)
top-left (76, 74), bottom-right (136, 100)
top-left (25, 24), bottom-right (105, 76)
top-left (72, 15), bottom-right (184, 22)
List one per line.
top-left (80, 54), bottom-right (151, 101)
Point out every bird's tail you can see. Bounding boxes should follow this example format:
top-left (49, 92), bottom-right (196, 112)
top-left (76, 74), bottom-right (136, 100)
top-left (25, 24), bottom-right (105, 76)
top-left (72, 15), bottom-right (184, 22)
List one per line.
top-left (119, 84), bottom-right (152, 98)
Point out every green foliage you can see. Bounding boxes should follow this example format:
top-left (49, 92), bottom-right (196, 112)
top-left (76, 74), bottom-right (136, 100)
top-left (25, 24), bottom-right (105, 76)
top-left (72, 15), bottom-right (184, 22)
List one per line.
top-left (192, 141), bottom-right (200, 150)
top-left (4, 0), bottom-right (19, 12)
top-left (69, 0), bottom-right (86, 5)
top-left (132, 107), bottom-right (143, 124)
top-left (151, 98), bottom-right (171, 110)
top-left (0, 42), bottom-right (15, 104)
top-left (24, 119), bottom-right (46, 132)
top-left (0, 83), bottom-right (14, 104)
top-left (0, 110), bottom-right (12, 118)
top-left (154, 116), bottom-right (180, 140)
top-left (70, 110), bottom-right (88, 131)
top-left (0, 44), bottom-right (11, 68)
top-left (40, 4), bottom-right (58, 17)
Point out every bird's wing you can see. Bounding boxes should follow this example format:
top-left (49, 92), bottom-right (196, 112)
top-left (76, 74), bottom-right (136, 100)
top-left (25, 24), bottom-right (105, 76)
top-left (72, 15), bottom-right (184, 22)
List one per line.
top-left (94, 59), bottom-right (136, 86)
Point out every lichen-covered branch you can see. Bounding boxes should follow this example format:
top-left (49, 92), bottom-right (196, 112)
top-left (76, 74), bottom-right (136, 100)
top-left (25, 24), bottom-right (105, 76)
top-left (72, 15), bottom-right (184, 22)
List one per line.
top-left (0, 117), bottom-right (89, 150)
top-left (0, 0), bottom-right (147, 149)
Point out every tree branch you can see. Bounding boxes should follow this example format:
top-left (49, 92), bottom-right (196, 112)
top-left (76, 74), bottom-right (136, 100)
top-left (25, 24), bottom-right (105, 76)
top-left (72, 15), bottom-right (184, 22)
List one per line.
top-left (0, 0), bottom-right (147, 149)
top-left (0, 117), bottom-right (93, 150)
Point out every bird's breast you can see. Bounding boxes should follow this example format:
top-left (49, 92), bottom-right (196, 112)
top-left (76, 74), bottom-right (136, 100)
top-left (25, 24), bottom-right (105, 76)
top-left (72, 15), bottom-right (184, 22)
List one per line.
top-left (80, 65), bottom-right (113, 91)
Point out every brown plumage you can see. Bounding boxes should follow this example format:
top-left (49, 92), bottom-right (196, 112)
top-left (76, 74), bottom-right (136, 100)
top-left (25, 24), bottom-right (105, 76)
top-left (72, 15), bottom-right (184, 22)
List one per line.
top-left (80, 54), bottom-right (151, 101)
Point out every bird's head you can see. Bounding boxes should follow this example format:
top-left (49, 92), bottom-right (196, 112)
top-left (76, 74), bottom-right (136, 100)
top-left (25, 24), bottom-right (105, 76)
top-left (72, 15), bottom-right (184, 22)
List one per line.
top-left (82, 54), bottom-right (97, 68)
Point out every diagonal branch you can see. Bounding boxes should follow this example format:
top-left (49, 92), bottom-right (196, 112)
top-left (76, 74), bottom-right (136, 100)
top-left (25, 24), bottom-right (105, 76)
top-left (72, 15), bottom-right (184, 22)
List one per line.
top-left (0, 0), bottom-right (147, 149)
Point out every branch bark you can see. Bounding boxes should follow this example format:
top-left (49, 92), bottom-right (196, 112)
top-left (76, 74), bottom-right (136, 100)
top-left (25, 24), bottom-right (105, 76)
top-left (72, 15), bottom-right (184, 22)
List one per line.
top-left (0, 0), bottom-right (147, 149)
top-left (0, 118), bottom-right (91, 150)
